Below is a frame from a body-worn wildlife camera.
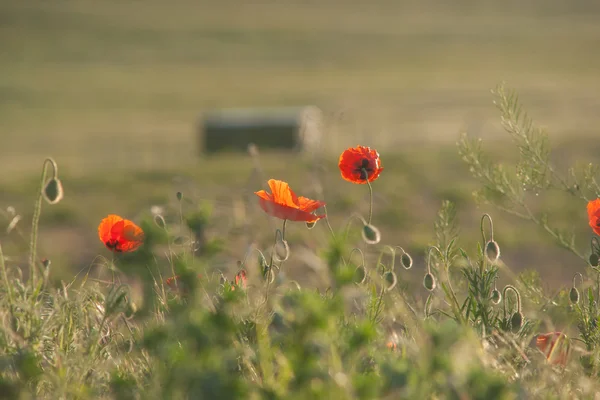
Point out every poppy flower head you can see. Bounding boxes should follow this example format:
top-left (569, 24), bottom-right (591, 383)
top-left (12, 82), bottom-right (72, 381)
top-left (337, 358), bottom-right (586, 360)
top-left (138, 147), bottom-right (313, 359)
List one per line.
top-left (587, 199), bottom-right (600, 236)
top-left (254, 179), bottom-right (326, 223)
top-left (536, 332), bottom-right (571, 366)
top-left (338, 145), bottom-right (383, 184)
top-left (235, 269), bottom-right (248, 289)
top-left (98, 214), bottom-right (144, 253)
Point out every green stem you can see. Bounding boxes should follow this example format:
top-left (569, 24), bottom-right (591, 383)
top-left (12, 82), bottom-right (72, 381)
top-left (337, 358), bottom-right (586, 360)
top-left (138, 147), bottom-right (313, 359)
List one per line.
top-left (29, 158), bottom-right (58, 291)
top-left (322, 205), bottom-right (336, 239)
top-left (364, 171), bottom-right (374, 224)
top-left (0, 243), bottom-right (15, 326)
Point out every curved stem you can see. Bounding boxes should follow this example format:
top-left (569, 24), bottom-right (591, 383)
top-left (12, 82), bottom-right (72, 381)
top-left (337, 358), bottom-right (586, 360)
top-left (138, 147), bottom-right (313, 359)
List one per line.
top-left (502, 285), bottom-right (522, 319)
top-left (348, 248), bottom-right (366, 268)
top-left (480, 213), bottom-right (494, 244)
top-left (572, 272), bottom-right (584, 288)
top-left (322, 205), bottom-right (336, 239)
top-left (343, 213), bottom-right (367, 242)
top-left (362, 168), bottom-right (374, 224)
top-left (29, 158), bottom-right (58, 290)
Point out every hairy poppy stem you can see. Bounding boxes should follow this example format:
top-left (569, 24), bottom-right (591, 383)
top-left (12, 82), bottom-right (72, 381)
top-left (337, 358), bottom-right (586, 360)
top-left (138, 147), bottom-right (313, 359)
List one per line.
top-left (322, 205), bottom-right (336, 239)
top-left (363, 168), bottom-right (374, 224)
top-left (29, 158), bottom-right (58, 291)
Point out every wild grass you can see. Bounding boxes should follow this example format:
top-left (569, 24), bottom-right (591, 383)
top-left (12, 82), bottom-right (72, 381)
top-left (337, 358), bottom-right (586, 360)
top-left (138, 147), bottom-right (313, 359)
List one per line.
top-left (1, 86), bottom-right (600, 398)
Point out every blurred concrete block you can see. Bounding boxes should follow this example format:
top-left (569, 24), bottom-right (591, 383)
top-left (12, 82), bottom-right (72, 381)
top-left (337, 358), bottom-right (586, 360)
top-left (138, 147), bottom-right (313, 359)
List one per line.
top-left (200, 106), bottom-right (322, 154)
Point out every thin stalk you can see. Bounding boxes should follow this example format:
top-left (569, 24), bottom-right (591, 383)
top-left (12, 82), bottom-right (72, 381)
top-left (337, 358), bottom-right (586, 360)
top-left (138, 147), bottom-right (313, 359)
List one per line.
top-left (29, 158), bottom-right (58, 291)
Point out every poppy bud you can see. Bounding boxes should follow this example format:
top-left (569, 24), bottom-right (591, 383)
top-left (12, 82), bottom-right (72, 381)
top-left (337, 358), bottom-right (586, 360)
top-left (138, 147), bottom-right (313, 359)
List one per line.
top-left (362, 224), bottom-right (381, 245)
top-left (510, 312), bottom-right (523, 332)
top-left (274, 239), bottom-right (290, 262)
top-left (384, 271), bottom-right (397, 291)
top-left (41, 258), bottom-right (51, 269)
top-left (354, 265), bottom-right (367, 284)
top-left (400, 253), bottom-right (413, 270)
top-left (125, 302), bottom-right (137, 318)
top-left (569, 287), bottom-right (580, 304)
top-left (153, 215), bottom-right (167, 229)
top-left (176, 191), bottom-right (183, 201)
top-left (43, 178), bottom-right (64, 205)
top-left (490, 288), bottom-right (502, 304)
top-left (485, 240), bottom-right (500, 263)
top-left (423, 273), bottom-right (436, 291)
top-left (590, 253), bottom-right (599, 267)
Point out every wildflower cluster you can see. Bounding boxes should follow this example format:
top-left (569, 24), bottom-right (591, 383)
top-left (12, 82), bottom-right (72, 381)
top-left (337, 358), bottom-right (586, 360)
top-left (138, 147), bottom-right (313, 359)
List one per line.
top-left (2, 87), bottom-right (600, 398)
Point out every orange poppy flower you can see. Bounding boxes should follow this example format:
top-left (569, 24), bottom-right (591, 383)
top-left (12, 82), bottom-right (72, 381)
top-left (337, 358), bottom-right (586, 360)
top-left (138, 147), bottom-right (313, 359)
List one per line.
top-left (235, 269), bottom-right (247, 289)
top-left (338, 145), bottom-right (383, 184)
top-left (536, 332), bottom-right (571, 366)
top-left (255, 179), bottom-right (325, 223)
top-left (98, 214), bottom-right (144, 253)
top-left (587, 199), bottom-right (600, 236)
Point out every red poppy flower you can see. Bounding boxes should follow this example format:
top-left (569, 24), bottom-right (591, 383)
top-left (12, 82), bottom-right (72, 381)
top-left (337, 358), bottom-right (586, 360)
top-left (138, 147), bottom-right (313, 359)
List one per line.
top-left (587, 199), bottom-right (600, 236)
top-left (338, 145), bottom-right (383, 184)
top-left (536, 332), bottom-right (571, 366)
top-left (255, 179), bottom-right (325, 223)
top-left (98, 214), bottom-right (144, 253)
top-left (235, 269), bottom-right (247, 289)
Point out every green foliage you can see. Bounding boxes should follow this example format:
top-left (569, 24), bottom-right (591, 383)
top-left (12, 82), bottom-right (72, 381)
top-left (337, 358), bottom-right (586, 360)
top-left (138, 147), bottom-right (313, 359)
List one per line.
top-left (4, 86), bottom-right (600, 398)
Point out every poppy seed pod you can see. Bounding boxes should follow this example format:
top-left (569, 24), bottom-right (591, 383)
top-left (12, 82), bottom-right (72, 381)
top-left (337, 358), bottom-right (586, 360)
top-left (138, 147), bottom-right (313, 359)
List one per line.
top-left (510, 312), bottom-right (523, 332)
top-left (400, 253), bottom-right (413, 270)
top-left (362, 224), bottom-right (381, 245)
top-left (43, 178), bottom-right (64, 205)
top-left (423, 273), bottom-right (436, 291)
top-left (590, 253), bottom-right (599, 267)
top-left (485, 240), bottom-right (500, 263)
top-left (491, 288), bottom-right (502, 305)
top-left (569, 287), bottom-right (580, 304)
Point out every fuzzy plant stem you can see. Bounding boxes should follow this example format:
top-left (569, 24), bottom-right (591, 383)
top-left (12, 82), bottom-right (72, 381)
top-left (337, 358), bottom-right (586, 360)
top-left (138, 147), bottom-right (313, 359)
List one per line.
top-left (29, 158), bottom-right (58, 291)
top-left (363, 168), bottom-right (374, 224)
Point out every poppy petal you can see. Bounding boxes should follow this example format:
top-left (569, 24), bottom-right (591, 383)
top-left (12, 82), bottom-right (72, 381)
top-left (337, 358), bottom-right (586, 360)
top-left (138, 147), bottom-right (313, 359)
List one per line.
top-left (296, 196), bottom-right (326, 213)
top-left (258, 198), bottom-right (324, 222)
top-left (98, 214), bottom-right (124, 244)
top-left (267, 179), bottom-right (299, 207)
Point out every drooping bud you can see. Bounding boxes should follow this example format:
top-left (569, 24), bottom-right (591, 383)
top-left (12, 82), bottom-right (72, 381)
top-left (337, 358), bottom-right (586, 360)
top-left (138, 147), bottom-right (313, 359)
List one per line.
top-left (176, 191), bottom-right (183, 201)
top-left (491, 288), bottom-right (502, 305)
top-left (400, 252), bottom-right (413, 269)
top-left (590, 253), bottom-right (599, 267)
top-left (354, 265), bottom-right (367, 284)
top-left (384, 271), bottom-right (397, 291)
top-left (306, 220), bottom-right (317, 230)
top-left (423, 273), bottom-right (436, 291)
top-left (510, 312), bottom-right (523, 332)
top-left (569, 287), bottom-right (580, 304)
top-left (485, 240), bottom-right (500, 263)
top-left (362, 224), bottom-right (381, 245)
top-left (43, 178), bottom-right (64, 205)
top-left (153, 214), bottom-right (167, 229)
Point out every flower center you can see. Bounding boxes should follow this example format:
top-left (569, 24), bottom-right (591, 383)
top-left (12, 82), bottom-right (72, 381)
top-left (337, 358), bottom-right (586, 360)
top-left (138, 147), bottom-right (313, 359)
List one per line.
top-left (355, 158), bottom-right (373, 179)
top-left (105, 239), bottom-right (123, 252)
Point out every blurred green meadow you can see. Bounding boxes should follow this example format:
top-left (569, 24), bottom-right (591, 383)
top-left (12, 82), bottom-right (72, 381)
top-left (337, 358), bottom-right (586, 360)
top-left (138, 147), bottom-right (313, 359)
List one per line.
top-left (1, 0), bottom-right (600, 288)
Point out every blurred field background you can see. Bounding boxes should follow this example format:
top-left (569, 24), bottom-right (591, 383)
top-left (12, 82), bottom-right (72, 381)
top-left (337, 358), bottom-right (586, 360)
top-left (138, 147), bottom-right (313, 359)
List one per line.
top-left (1, 0), bottom-right (600, 289)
